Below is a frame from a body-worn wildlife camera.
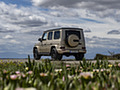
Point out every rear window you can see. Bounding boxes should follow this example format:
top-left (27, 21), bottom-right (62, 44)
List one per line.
top-left (54, 31), bottom-right (60, 39)
top-left (65, 30), bottom-right (81, 39)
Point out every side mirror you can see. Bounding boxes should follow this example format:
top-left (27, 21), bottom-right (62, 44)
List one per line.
top-left (38, 38), bottom-right (42, 42)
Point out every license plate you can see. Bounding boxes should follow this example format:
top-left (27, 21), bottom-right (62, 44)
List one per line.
top-left (70, 51), bottom-right (78, 53)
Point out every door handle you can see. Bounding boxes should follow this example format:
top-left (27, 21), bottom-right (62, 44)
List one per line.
top-left (50, 43), bottom-right (52, 45)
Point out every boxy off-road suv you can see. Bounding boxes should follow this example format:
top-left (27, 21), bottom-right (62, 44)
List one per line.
top-left (33, 28), bottom-right (86, 60)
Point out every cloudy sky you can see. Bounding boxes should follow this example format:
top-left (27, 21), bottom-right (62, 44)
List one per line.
top-left (0, 0), bottom-right (120, 59)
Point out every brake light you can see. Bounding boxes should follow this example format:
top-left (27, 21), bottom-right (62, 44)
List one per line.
top-left (60, 47), bottom-right (65, 50)
top-left (82, 47), bottom-right (86, 49)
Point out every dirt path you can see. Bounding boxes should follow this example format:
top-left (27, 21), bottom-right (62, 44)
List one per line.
top-left (0, 58), bottom-right (120, 64)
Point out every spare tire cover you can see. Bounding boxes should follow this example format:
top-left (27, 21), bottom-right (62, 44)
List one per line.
top-left (68, 34), bottom-right (79, 47)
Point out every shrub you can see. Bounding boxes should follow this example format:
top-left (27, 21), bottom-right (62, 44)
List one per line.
top-left (94, 53), bottom-right (120, 60)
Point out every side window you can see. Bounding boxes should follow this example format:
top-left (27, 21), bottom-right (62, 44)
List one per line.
top-left (48, 32), bottom-right (53, 40)
top-left (54, 31), bottom-right (60, 39)
top-left (42, 32), bottom-right (47, 40)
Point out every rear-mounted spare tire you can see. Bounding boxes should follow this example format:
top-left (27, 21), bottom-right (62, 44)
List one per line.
top-left (67, 34), bottom-right (79, 47)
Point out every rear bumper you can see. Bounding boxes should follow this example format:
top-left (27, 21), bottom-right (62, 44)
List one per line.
top-left (57, 49), bottom-right (86, 54)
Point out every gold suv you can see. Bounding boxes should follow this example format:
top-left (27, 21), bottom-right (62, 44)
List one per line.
top-left (33, 28), bottom-right (86, 60)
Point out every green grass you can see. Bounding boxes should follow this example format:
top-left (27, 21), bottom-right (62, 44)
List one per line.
top-left (1, 56), bottom-right (120, 90)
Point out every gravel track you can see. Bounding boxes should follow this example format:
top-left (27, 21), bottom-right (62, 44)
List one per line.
top-left (0, 58), bottom-right (120, 64)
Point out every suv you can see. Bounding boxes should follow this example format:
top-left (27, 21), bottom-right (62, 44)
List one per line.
top-left (33, 28), bottom-right (86, 60)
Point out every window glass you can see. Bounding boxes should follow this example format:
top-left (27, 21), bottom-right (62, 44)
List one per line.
top-left (65, 30), bottom-right (81, 39)
top-left (54, 31), bottom-right (60, 39)
top-left (48, 32), bottom-right (53, 40)
top-left (42, 32), bottom-right (47, 40)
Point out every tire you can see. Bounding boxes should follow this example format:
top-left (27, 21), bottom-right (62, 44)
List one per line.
top-left (75, 54), bottom-right (84, 60)
top-left (51, 48), bottom-right (62, 60)
top-left (66, 34), bottom-right (79, 47)
top-left (33, 48), bottom-right (41, 60)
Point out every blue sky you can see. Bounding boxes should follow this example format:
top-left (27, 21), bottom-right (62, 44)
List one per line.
top-left (3, 0), bottom-right (31, 6)
top-left (0, 0), bottom-right (120, 59)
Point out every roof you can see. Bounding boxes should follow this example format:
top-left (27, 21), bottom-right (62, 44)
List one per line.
top-left (44, 27), bottom-right (83, 32)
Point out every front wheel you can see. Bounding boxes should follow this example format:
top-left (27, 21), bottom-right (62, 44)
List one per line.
top-left (75, 54), bottom-right (84, 60)
top-left (33, 48), bottom-right (41, 60)
top-left (51, 48), bottom-right (62, 60)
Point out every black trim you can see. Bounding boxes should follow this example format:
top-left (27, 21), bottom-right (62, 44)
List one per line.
top-left (38, 52), bottom-right (50, 56)
top-left (73, 40), bottom-right (79, 42)
top-left (44, 27), bottom-right (83, 33)
top-left (62, 52), bottom-right (85, 57)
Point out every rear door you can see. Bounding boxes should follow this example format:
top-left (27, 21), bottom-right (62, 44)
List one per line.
top-left (46, 31), bottom-right (53, 53)
top-left (65, 29), bottom-right (83, 50)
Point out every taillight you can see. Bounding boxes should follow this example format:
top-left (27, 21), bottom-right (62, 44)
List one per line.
top-left (60, 47), bottom-right (65, 50)
top-left (82, 47), bottom-right (86, 49)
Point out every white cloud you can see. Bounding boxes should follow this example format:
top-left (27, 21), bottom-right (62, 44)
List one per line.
top-left (86, 36), bottom-right (120, 49)
top-left (32, 0), bottom-right (48, 6)
top-left (0, 2), bottom-right (58, 34)
top-left (31, 0), bottom-right (120, 22)
top-left (85, 36), bottom-right (120, 58)
top-left (31, 0), bottom-right (120, 10)
top-left (3, 35), bottom-right (13, 39)
top-left (9, 40), bottom-right (20, 44)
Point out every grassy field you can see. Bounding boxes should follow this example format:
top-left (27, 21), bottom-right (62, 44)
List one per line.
top-left (1, 56), bottom-right (120, 90)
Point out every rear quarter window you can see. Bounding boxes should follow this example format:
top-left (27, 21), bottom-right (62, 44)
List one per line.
top-left (54, 31), bottom-right (60, 39)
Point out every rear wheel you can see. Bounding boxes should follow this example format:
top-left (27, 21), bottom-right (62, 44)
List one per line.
top-left (33, 48), bottom-right (41, 60)
top-left (75, 54), bottom-right (84, 60)
top-left (51, 48), bottom-right (62, 60)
